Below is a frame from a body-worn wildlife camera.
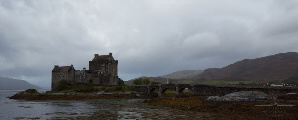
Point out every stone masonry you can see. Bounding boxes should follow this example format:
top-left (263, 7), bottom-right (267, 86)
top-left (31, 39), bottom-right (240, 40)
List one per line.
top-left (51, 53), bottom-right (119, 90)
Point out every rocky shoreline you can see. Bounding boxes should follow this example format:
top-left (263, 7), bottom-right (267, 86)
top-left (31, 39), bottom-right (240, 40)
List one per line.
top-left (9, 91), bottom-right (152, 100)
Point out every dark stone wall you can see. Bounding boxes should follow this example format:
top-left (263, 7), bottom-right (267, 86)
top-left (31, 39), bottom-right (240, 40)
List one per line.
top-left (133, 86), bottom-right (148, 94)
top-left (51, 53), bottom-right (119, 90)
top-left (51, 66), bottom-right (75, 90)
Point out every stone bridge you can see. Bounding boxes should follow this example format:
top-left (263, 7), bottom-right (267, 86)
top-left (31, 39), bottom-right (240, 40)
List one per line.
top-left (133, 84), bottom-right (298, 98)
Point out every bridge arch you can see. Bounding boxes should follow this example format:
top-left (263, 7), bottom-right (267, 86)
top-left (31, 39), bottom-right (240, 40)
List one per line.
top-left (147, 85), bottom-right (159, 96)
top-left (176, 84), bottom-right (192, 97)
top-left (158, 84), bottom-right (176, 98)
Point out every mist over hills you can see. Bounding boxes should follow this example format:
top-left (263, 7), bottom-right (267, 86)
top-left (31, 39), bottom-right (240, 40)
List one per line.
top-left (161, 70), bottom-right (203, 79)
top-left (125, 52), bottom-right (298, 85)
top-left (0, 76), bottom-right (42, 90)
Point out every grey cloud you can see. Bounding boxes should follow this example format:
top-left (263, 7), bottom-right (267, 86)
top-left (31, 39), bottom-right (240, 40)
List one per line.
top-left (1, 0), bottom-right (298, 88)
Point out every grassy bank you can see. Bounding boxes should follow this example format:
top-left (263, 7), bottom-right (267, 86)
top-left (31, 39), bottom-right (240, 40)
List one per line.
top-left (51, 80), bottom-right (135, 93)
top-left (9, 93), bottom-right (150, 100)
top-left (198, 80), bottom-right (253, 86)
top-left (9, 80), bottom-right (147, 100)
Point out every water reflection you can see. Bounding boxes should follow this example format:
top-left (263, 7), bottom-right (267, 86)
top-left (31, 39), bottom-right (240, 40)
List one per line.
top-left (1, 90), bottom-right (207, 119)
top-left (0, 91), bottom-right (94, 119)
top-left (0, 90), bottom-right (148, 119)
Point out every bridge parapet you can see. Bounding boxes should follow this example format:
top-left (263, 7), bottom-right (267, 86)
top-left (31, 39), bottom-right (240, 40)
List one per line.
top-left (133, 86), bottom-right (148, 94)
top-left (144, 84), bottom-right (298, 98)
top-left (191, 84), bottom-right (215, 96)
top-left (158, 84), bottom-right (176, 89)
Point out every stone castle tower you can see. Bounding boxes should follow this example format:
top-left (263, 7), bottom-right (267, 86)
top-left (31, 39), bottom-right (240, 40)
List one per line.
top-left (51, 53), bottom-right (119, 90)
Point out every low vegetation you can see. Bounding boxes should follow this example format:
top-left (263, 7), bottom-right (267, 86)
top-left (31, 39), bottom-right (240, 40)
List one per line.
top-left (25, 89), bottom-right (38, 94)
top-left (146, 97), bottom-right (298, 119)
top-left (52, 80), bottom-right (134, 93)
top-left (133, 78), bottom-right (161, 85)
top-left (197, 80), bottom-right (254, 86)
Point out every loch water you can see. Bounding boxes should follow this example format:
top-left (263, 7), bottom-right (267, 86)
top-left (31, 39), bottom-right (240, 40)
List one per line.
top-left (0, 90), bottom-right (149, 119)
top-left (0, 90), bottom-right (213, 119)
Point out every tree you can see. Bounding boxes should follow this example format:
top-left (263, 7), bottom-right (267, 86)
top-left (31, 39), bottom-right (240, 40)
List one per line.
top-left (118, 78), bottom-right (125, 86)
top-left (133, 78), bottom-right (158, 85)
top-left (133, 78), bottom-right (143, 85)
top-left (143, 78), bottom-right (151, 85)
top-left (151, 81), bottom-right (161, 85)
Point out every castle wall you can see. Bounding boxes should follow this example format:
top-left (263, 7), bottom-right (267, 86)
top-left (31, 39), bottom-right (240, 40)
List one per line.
top-left (109, 60), bottom-right (118, 77)
top-left (51, 66), bottom-right (75, 90)
top-left (51, 53), bottom-right (119, 90)
top-left (68, 68), bottom-right (75, 82)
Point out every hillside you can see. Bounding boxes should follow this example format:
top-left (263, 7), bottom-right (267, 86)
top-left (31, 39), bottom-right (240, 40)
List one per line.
top-left (0, 76), bottom-right (42, 90)
top-left (161, 70), bottom-right (203, 79)
top-left (124, 52), bottom-right (298, 85)
top-left (193, 52), bottom-right (298, 83)
top-left (124, 70), bottom-right (203, 85)
top-left (124, 70), bottom-right (204, 85)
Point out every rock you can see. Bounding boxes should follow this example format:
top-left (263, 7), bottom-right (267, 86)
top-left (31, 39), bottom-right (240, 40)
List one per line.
top-left (104, 92), bottom-right (113, 95)
top-left (94, 91), bottom-right (105, 95)
top-left (50, 93), bottom-right (65, 96)
top-left (66, 92), bottom-right (78, 95)
top-left (123, 91), bottom-right (132, 94)
top-left (207, 91), bottom-right (270, 102)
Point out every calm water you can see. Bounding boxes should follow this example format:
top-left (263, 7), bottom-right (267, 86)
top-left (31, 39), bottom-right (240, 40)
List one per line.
top-left (0, 90), bottom-right (210, 119)
top-left (0, 90), bottom-right (149, 119)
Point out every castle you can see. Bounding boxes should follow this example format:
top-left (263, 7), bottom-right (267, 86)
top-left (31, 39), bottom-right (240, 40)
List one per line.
top-left (51, 53), bottom-right (119, 90)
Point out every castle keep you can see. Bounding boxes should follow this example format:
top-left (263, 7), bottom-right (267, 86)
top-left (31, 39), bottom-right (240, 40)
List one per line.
top-left (51, 53), bottom-right (119, 90)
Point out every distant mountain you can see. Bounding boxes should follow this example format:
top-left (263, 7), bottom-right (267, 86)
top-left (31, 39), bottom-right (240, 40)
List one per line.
top-left (193, 52), bottom-right (298, 83)
top-left (124, 70), bottom-right (204, 85)
top-left (161, 70), bottom-right (203, 79)
top-left (0, 76), bottom-right (42, 90)
top-left (124, 52), bottom-right (298, 85)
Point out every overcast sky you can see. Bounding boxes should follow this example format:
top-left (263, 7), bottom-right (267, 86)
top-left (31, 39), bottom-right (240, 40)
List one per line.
top-left (1, 0), bottom-right (298, 89)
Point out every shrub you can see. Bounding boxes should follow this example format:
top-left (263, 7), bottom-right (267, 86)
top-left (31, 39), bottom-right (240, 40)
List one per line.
top-left (151, 81), bottom-right (161, 85)
top-left (74, 86), bottom-right (95, 93)
top-left (118, 79), bottom-right (125, 86)
top-left (25, 89), bottom-right (38, 94)
top-left (53, 80), bottom-right (135, 93)
top-left (102, 86), bottom-right (134, 92)
top-left (133, 78), bottom-right (151, 85)
top-left (54, 80), bottom-right (74, 91)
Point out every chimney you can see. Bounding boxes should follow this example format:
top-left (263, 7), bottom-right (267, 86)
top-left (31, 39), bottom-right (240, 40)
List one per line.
top-left (109, 53), bottom-right (112, 56)
top-left (92, 54), bottom-right (99, 61)
top-left (83, 67), bottom-right (86, 70)
top-left (54, 65), bottom-right (59, 68)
